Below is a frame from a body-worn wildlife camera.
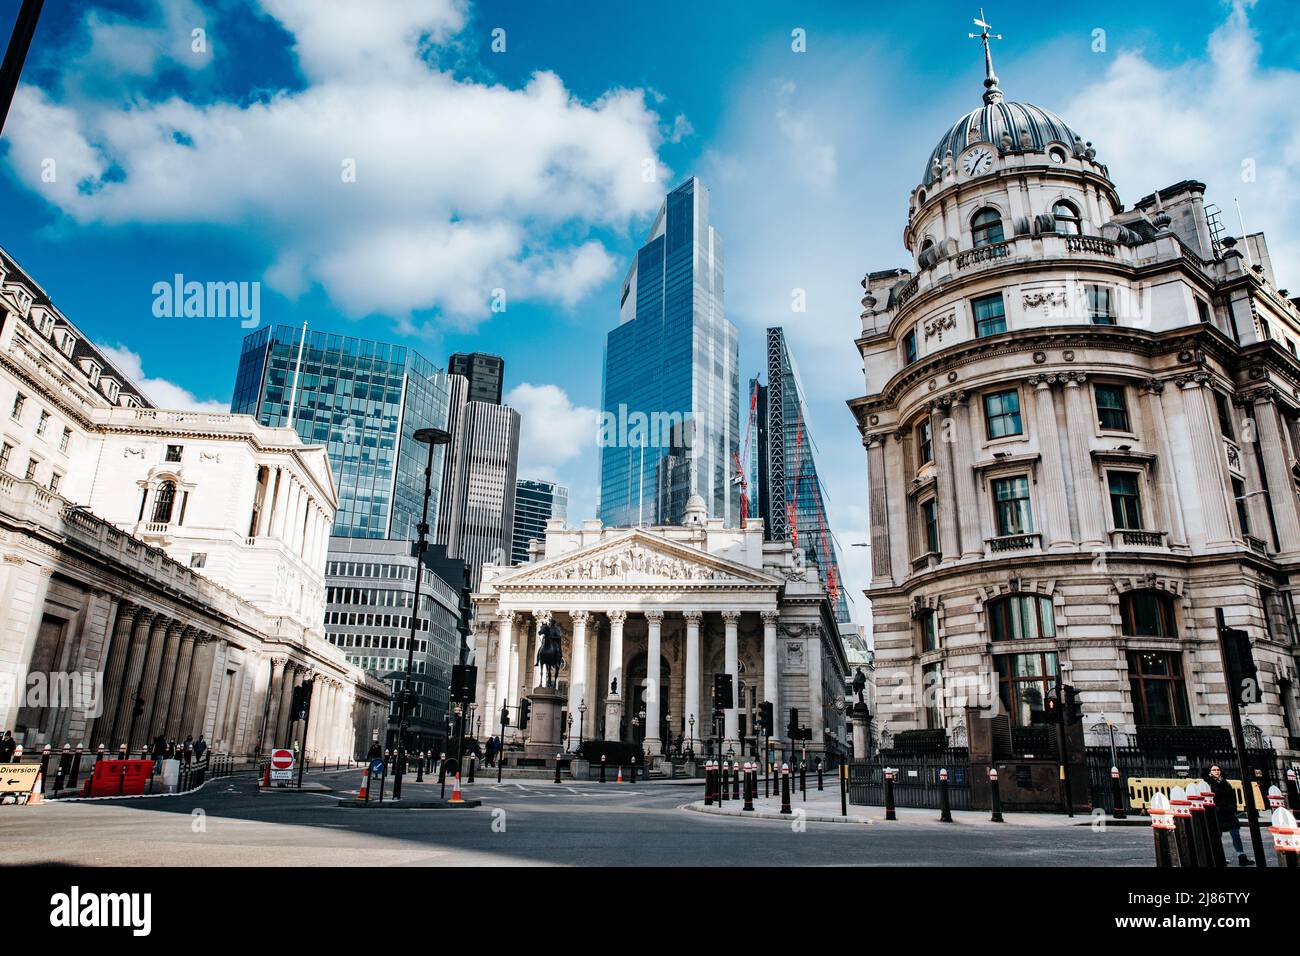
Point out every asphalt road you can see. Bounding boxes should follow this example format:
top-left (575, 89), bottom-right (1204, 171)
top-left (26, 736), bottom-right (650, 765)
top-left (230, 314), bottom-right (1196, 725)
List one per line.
top-left (0, 768), bottom-right (1156, 866)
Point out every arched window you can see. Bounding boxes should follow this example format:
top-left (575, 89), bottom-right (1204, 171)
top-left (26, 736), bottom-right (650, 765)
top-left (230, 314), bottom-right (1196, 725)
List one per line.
top-left (971, 207), bottom-right (1004, 247)
top-left (988, 594), bottom-right (1055, 641)
top-left (1119, 590), bottom-right (1177, 637)
top-left (151, 480), bottom-right (176, 524)
top-left (1053, 201), bottom-right (1081, 235)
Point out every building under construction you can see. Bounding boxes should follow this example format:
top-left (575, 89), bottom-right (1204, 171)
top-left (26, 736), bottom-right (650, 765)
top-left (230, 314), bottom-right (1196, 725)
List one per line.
top-left (747, 327), bottom-right (852, 623)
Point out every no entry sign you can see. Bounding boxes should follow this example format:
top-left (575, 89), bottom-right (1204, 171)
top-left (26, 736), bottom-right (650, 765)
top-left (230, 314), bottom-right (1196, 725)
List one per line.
top-left (271, 748), bottom-right (294, 780)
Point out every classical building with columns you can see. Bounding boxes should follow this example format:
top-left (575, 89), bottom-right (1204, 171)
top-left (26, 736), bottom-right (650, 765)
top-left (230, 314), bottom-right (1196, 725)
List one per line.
top-left (849, 38), bottom-right (1300, 756)
top-left (0, 245), bottom-right (387, 757)
top-left (471, 496), bottom-right (848, 764)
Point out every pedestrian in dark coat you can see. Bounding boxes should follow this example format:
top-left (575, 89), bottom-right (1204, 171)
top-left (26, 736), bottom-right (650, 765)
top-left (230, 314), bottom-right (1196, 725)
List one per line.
top-left (0, 731), bottom-right (16, 763)
top-left (1204, 764), bottom-right (1253, 866)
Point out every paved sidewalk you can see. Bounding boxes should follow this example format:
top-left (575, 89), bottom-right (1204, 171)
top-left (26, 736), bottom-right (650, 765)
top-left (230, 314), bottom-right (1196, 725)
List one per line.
top-left (685, 787), bottom-right (1117, 828)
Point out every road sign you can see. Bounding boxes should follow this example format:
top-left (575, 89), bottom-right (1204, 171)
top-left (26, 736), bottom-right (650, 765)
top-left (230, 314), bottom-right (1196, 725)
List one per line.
top-left (370, 758), bottom-right (385, 777)
top-left (270, 748), bottom-right (294, 781)
top-left (1, 765), bottom-right (39, 797)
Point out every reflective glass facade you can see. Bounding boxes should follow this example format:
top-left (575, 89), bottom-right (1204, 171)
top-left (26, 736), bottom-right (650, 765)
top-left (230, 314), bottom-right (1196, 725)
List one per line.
top-left (512, 479), bottom-right (568, 564)
top-left (232, 325), bottom-right (451, 540)
top-left (598, 178), bottom-right (740, 528)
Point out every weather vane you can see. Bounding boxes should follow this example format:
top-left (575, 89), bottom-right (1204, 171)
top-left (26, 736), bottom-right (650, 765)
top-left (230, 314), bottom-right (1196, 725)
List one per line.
top-left (969, 9), bottom-right (1005, 104)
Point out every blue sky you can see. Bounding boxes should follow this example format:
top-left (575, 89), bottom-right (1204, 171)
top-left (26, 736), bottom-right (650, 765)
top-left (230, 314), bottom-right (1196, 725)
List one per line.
top-left (3, 0), bottom-right (1299, 628)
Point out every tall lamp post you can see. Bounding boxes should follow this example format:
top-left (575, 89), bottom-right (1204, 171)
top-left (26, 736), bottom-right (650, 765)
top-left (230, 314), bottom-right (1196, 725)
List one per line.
top-left (392, 426), bottom-right (450, 801)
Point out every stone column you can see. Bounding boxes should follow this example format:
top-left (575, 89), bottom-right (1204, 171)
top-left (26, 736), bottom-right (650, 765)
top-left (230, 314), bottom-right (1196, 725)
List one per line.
top-left (506, 633), bottom-right (521, 732)
top-left (643, 610), bottom-right (664, 757)
top-left (275, 663), bottom-right (298, 747)
top-left (95, 601), bottom-right (138, 747)
top-left (1030, 375), bottom-right (1073, 550)
top-left (270, 469), bottom-right (289, 539)
top-left (604, 610), bottom-right (626, 741)
top-left (493, 611), bottom-right (514, 725)
top-left (180, 636), bottom-right (215, 740)
top-left (682, 610), bottom-right (702, 752)
top-left (164, 627), bottom-right (199, 742)
top-left (147, 620), bottom-right (185, 742)
top-left (865, 434), bottom-right (892, 581)
top-left (1180, 374), bottom-right (1235, 547)
top-left (930, 401), bottom-right (961, 561)
top-left (566, 610), bottom-right (589, 750)
top-left (1252, 389), bottom-right (1300, 555)
top-left (131, 613), bottom-right (171, 748)
top-left (950, 393), bottom-right (984, 558)
top-left (1063, 373), bottom-right (1106, 547)
top-left (1140, 380), bottom-right (1188, 548)
top-left (261, 656), bottom-right (286, 750)
top-left (761, 609), bottom-right (780, 743)
top-left (722, 610), bottom-right (741, 752)
top-left (110, 609), bottom-right (157, 750)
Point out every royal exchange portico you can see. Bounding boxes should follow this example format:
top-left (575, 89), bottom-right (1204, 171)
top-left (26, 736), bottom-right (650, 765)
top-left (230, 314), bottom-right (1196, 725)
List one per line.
top-left (472, 502), bottom-right (849, 765)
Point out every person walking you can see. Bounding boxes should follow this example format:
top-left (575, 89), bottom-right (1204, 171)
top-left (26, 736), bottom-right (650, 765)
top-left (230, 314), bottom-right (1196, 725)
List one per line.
top-left (193, 735), bottom-right (208, 760)
top-left (0, 731), bottom-right (16, 763)
top-left (1204, 764), bottom-right (1253, 866)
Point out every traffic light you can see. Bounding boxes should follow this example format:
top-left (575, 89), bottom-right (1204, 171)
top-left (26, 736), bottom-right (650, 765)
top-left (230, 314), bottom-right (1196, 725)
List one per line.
top-left (292, 680), bottom-right (314, 720)
top-left (450, 664), bottom-right (477, 703)
top-left (760, 701), bottom-right (774, 736)
top-left (519, 697), bottom-right (531, 729)
top-left (787, 707), bottom-right (799, 737)
top-left (712, 673), bottom-right (733, 711)
top-left (1043, 686), bottom-right (1061, 724)
top-left (500, 704), bottom-right (510, 728)
top-left (1219, 625), bottom-right (1260, 708)
top-left (1062, 683), bottom-right (1083, 724)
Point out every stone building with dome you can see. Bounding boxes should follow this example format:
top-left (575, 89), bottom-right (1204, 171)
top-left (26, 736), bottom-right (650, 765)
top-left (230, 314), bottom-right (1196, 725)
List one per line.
top-left (849, 30), bottom-right (1300, 759)
top-left (470, 494), bottom-right (849, 766)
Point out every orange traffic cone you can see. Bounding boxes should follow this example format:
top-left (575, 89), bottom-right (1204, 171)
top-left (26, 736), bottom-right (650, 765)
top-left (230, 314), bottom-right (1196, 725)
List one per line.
top-left (358, 766), bottom-right (370, 801)
top-left (448, 772), bottom-right (464, 804)
top-left (27, 772), bottom-right (43, 805)
top-left (261, 760), bottom-right (271, 788)
top-left (616, 765), bottom-right (624, 784)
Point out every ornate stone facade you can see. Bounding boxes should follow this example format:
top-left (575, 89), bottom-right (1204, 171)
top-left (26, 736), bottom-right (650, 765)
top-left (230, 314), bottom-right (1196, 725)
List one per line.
top-left (849, 54), bottom-right (1300, 755)
top-left (470, 507), bottom-right (848, 764)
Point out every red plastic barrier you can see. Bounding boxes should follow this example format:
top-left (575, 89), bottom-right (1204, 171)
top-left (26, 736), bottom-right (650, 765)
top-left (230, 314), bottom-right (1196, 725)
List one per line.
top-left (81, 759), bottom-right (155, 797)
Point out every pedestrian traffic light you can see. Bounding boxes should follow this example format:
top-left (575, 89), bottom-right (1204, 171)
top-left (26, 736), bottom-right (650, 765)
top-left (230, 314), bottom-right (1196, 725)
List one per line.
top-left (787, 707), bottom-right (799, 737)
top-left (760, 701), bottom-right (774, 736)
top-left (519, 697), bottom-right (531, 729)
top-left (1043, 686), bottom-right (1061, 723)
top-left (450, 664), bottom-right (477, 703)
top-left (712, 673), bottom-right (733, 711)
top-left (500, 704), bottom-right (510, 728)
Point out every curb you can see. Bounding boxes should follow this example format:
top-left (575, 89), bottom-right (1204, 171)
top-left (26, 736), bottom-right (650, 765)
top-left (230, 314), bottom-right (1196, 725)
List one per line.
top-left (336, 798), bottom-right (482, 809)
top-left (685, 802), bottom-right (873, 825)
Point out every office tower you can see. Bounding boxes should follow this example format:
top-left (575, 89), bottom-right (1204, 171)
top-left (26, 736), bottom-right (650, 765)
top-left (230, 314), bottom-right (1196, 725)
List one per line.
top-left (752, 327), bottom-right (851, 623)
top-left (511, 479), bottom-right (569, 564)
top-left (449, 352), bottom-right (505, 405)
top-left (232, 325), bottom-right (451, 540)
top-left (598, 177), bottom-right (740, 528)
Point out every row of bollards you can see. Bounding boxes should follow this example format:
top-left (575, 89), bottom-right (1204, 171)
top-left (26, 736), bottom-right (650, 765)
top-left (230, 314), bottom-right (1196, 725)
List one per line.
top-left (1149, 782), bottom-right (1300, 868)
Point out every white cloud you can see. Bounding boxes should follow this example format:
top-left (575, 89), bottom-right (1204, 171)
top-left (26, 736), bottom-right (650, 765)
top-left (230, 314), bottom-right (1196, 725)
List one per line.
top-left (505, 382), bottom-right (598, 482)
top-left (96, 344), bottom-right (228, 413)
top-left (1063, 1), bottom-right (1300, 288)
top-left (5, 1), bottom-right (667, 325)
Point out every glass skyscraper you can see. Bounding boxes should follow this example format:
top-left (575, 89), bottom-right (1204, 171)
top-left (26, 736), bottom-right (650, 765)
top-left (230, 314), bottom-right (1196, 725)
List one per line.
top-left (232, 325), bottom-right (451, 540)
top-left (512, 478), bottom-right (568, 564)
top-left (750, 327), bottom-right (851, 623)
top-left (598, 177), bottom-right (740, 528)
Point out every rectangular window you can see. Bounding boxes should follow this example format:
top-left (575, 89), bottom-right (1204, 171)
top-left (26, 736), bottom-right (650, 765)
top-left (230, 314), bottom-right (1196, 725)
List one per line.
top-left (995, 652), bottom-right (1059, 727)
top-left (24, 458), bottom-right (38, 481)
top-left (992, 475), bottom-right (1034, 535)
top-left (59, 427), bottom-right (71, 452)
top-left (920, 610), bottom-right (938, 652)
top-left (11, 393), bottom-right (25, 420)
top-left (190, 553), bottom-right (208, 569)
top-left (983, 389), bottom-right (1023, 439)
top-left (36, 410), bottom-right (49, 437)
top-left (0, 443), bottom-right (10, 473)
top-left (165, 444), bottom-right (183, 463)
top-left (1108, 471), bottom-right (1143, 529)
top-left (903, 329), bottom-right (917, 365)
top-left (922, 662), bottom-right (942, 730)
top-left (1095, 384), bottom-right (1130, 431)
top-left (917, 418), bottom-right (933, 465)
top-left (1087, 285), bottom-right (1115, 324)
top-left (1214, 392), bottom-right (1235, 440)
top-left (1232, 476), bottom-right (1251, 537)
top-left (48, 471), bottom-right (61, 493)
top-left (921, 498), bottom-right (939, 555)
top-left (1127, 650), bottom-right (1190, 726)
top-left (972, 293), bottom-right (1007, 338)
top-left (1196, 299), bottom-right (1211, 324)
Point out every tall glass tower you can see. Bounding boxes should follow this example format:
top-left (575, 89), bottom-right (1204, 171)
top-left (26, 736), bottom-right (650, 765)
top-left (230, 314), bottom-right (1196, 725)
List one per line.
top-left (598, 177), bottom-right (740, 528)
top-left (232, 325), bottom-right (451, 539)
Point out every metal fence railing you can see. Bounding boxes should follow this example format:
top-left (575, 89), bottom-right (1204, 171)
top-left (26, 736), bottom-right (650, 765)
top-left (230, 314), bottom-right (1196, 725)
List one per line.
top-left (848, 750), bottom-right (972, 810)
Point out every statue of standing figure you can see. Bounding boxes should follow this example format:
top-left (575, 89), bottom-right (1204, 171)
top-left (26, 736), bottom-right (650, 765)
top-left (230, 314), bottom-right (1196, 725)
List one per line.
top-left (536, 618), bottom-right (565, 689)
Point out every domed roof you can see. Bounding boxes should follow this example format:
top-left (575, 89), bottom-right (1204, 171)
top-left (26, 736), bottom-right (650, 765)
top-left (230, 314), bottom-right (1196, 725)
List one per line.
top-left (922, 101), bottom-right (1083, 188)
top-left (682, 493), bottom-right (707, 527)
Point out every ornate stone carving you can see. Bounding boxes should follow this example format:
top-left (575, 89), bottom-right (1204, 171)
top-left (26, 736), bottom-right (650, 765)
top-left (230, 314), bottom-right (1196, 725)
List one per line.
top-left (923, 312), bottom-right (956, 341)
top-left (532, 543), bottom-right (735, 583)
top-left (1021, 290), bottom-right (1066, 310)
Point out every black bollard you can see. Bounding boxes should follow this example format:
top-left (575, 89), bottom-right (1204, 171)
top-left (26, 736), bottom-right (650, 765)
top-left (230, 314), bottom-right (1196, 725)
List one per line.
top-left (800, 761), bottom-right (807, 801)
top-left (1150, 793), bottom-right (1178, 867)
top-left (817, 758), bottom-right (824, 792)
top-left (600, 754), bottom-right (607, 784)
top-left (1111, 766), bottom-right (1127, 820)
top-left (439, 752), bottom-right (448, 799)
top-left (468, 754), bottom-right (476, 784)
top-left (989, 767), bottom-right (1004, 823)
top-left (704, 760), bottom-right (714, 806)
top-left (630, 756), bottom-right (637, 784)
top-left (1286, 770), bottom-right (1300, 814)
top-left (416, 751), bottom-right (425, 783)
top-left (840, 763), bottom-right (848, 817)
top-left (69, 745), bottom-right (84, 790)
top-left (743, 762), bottom-right (755, 812)
top-left (719, 761), bottom-right (728, 802)
top-left (884, 769), bottom-right (897, 821)
top-left (95, 744), bottom-right (105, 766)
top-left (939, 767), bottom-right (953, 823)
top-left (54, 743), bottom-right (71, 792)
top-left (779, 763), bottom-right (792, 815)
top-left (1170, 787), bottom-right (1199, 868)
top-left (554, 754), bottom-right (563, 784)
top-left (38, 746), bottom-right (51, 792)
top-left (732, 761), bottom-right (741, 801)
top-left (1197, 783), bottom-right (1227, 867)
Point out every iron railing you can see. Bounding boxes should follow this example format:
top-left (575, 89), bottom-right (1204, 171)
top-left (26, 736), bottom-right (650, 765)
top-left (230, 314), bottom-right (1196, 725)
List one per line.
top-left (847, 749), bottom-right (972, 810)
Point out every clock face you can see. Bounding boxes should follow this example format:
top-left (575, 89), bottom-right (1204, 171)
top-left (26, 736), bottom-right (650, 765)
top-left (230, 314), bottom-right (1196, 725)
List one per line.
top-left (962, 147), bottom-right (993, 176)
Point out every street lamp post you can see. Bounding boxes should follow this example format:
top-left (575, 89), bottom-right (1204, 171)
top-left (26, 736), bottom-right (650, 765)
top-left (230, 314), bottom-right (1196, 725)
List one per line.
top-left (688, 714), bottom-right (696, 760)
top-left (578, 699), bottom-right (587, 748)
top-left (392, 426), bottom-right (450, 801)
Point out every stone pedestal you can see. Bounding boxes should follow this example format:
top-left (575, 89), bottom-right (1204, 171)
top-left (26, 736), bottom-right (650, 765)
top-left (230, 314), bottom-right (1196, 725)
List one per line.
top-left (850, 704), bottom-right (870, 759)
top-left (603, 695), bottom-right (623, 742)
top-left (524, 685), bottom-right (566, 762)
